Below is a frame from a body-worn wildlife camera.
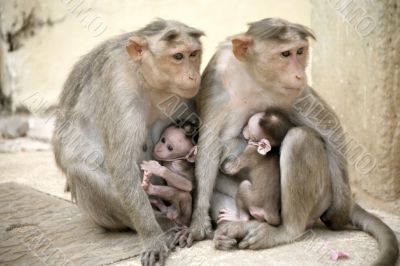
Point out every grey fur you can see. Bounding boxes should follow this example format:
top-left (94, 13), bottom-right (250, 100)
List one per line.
top-left (247, 17), bottom-right (315, 41)
top-left (52, 19), bottom-right (203, 266)
top-left (190, 18), bottom-right (398, 266)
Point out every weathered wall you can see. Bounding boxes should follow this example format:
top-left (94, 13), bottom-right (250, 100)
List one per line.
top-left (311, 0), bottom-right (400, 201)
top-left (0, 0), bottom-right (311, 113)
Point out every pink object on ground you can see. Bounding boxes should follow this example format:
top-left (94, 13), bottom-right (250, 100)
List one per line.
top-left (330, 250), bottom-right (349, 261)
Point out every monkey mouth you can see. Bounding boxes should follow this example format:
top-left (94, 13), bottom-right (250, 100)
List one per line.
top-left (153, 152), bottom-right (162, 161)
top-left (286, 86), bottom-right (302, 91)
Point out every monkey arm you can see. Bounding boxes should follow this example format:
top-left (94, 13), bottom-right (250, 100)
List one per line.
top-left (221, 136), bottom-right (247, 163)
top-left (104, 95), bottom-right (163, 241)
top-left (189, 115), bottom-right (223, 240)
top-left (160, 167), bottom-right (193, 192)
top-left (222, 145), bottom-right (254, 175)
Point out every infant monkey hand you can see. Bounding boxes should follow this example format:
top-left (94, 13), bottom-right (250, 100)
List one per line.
top-left (221, 156), bottom-right (240, 175)
top-left (140, 160), bottom-right (165, 177)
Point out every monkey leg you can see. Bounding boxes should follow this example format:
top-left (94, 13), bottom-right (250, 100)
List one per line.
top-left (214, 127), bottom-right (332, 250)
top-left (151, 198), bottom-right (179, 222)
top-left (149, 198), bottom-right (168, 213)
top-left (210, 191), bottom-right (237, 223)
top-left (236, 180), bottom-right (279, 224)
top-left (217, 208), bottom-right (239, 224)
top-left (67, 162), bottom-right (133, 230)
top-left (235, 180), bottom-right (252, 222)
top-left (146, 185), bottom-right (192, 226)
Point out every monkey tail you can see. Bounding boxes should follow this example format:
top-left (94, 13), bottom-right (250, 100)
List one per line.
top-left (351, 203), bottom-right (399, 266)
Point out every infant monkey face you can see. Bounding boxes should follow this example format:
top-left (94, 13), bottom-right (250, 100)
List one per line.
top-left (153, 127), bottom-right (193, 160)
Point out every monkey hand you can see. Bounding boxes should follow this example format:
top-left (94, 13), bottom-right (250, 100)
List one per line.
top-left (221, 158), bottom-right (240, 175)
top-left (185, 212), bottom-right (213, 247)
top-left (141, 226), bottom-right (185, 266)
top-left (141, 160), bottom-right (165, 177)
top-left (214, 220), bottom-right (273, 250)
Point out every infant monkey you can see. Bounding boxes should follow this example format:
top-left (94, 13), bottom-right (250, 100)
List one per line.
top-left (141, 123), bottom-right (197, 226)
top-left (219, 107), bottom-right (293, 226)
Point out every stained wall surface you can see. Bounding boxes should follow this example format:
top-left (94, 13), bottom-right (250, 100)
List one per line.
top-left (0, 0), bottom-right (311, 111)
top-left (311, 0), bottom-right (400, 201)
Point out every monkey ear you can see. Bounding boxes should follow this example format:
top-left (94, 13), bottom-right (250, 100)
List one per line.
top-left (186, 146), bottom-right (197, 163)
top-left (126, 36), bottom-right (148, 62)
top-left (231, 35), bottom-right (253, 62)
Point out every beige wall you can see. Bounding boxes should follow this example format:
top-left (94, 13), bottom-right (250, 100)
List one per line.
top-left (311, 0), bottom-right (400, 201)
top-left (0, 0), bottom-right (311, 111)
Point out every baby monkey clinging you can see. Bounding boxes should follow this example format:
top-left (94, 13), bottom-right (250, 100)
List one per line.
top-left (219, 107), bottom-right (293, 226)
top-left (141, 122), bottom-right (197, 226)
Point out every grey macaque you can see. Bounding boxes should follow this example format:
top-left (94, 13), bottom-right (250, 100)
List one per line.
top-left (188, 18), bottom-right (398, 266)
top-left (52, 19), bottom-right (204, 266)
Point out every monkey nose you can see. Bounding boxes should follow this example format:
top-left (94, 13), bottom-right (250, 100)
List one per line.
top-left (189, 76), bottom-right (194, 80)
top-left (296, 75), bottom-right (303, 80)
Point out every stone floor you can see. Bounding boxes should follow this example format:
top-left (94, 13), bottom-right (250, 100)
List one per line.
top-left (0, 150), bottom-right (399, 266)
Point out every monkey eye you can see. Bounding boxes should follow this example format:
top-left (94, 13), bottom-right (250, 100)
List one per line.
top-left (161, 137), bottom-right (166, 143)
top-left (173, 53), bottom-right (184, 60)
top-left (190, 50), bottom-right (198, 57)
top-left (281, 51), bottom-right (291, 57)
top-left (167, 145), bottom-right (173, 151)
top-left (297, 48), bottom-right (304, 55)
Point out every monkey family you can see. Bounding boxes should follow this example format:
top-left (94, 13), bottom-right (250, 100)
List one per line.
top-left (53, 18), bottom-right (398, 266)
top-left (140, 109), bottom-right (291, 227)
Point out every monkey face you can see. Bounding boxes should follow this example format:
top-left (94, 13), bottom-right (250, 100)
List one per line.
top-left (232, 36), bottom-right (308, 98)
top-left (253, 39), bottom-right (309, 94)
top-left (153, 126), bottom-right (194, 161)
top-left (159, 41), bottom-right (202, 98)
top-left (127, 33), bottom-right (202, 99)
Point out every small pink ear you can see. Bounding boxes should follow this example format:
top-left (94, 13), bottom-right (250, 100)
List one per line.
top-left (126, 36), bottom-right (148, 62)
top-left (186, 146), bottom-right (197, 163)
top-left (232, 35), bottom-right (253, 62)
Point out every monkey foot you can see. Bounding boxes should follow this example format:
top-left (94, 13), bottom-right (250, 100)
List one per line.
top-left (185, 214), bottom-right (213, 247)
top-left (217, 208), bottom-right (238, 224)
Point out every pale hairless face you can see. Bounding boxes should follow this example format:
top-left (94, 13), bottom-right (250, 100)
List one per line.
top-left (153, 126), bottom-right (194, 161)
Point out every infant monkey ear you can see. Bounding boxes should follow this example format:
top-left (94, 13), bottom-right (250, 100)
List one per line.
top-left (186, 146), bottom-right (198, 163)
top-left (175, 118), bottom-right (199, 143)
top-left (183, 123), bottom-right (194, 134)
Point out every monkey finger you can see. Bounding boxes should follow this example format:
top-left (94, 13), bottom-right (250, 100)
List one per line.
top-left (238, 237), bottom-right (251, 249)
top-left (186, 232), bottom-right (194, 247)
top-left (217, 216), bottom-right (230, 224)
top-left (179, 233), bottom-right (188, 248)
top-left (149, 251), bottom-right (156, 266)
top-left (219, 208), bottom-right (229, 214)
top-left (214, 234), bottom-right (237, 250)
top-left (239, 230), bottom-right (262, 250)
top-left (173, 231), bottom-right (182, 247)
top-left (140, 251), bottom-right (149, 266)
top-left (159, 251), bottom-right (166, 266)
top-left (177, 228), bottom-right (190, 248)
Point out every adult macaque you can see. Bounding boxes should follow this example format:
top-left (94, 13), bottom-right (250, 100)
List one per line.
top-left (52, 19), bottom-right (204, 266)
top-left (218, 108), bottom-right (293, 226)
top-left (141, 123), bottom-right (197, 226)
top-left (189, 18), bottom-right (398, 266)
